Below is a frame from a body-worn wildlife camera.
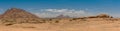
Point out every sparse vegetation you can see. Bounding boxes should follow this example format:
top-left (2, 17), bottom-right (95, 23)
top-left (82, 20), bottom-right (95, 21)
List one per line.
top-left (5, 23), bottom-right (13, 26)
top-left (55, 21), bottom-right (59, 23)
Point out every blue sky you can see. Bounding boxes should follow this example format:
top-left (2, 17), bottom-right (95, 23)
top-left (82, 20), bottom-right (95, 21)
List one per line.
top-left (0, 0), bottom-right (120, 18)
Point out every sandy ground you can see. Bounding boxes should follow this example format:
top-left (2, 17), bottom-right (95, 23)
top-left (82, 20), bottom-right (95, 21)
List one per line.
top-left (1, 18), bottom-right (120, 31)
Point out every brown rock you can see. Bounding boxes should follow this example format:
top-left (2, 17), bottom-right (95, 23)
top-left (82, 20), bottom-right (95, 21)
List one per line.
top-left (82, 14), bottom-right (113, 18)
top-left (96, 14), bottom-right (113, 18)
top-left (87, 16), bottom-right (97, 18)
top-left (0, 15), bottom-right (1, 19)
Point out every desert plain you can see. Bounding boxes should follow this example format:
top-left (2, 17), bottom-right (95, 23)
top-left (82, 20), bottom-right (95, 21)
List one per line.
top-left (0, 8), bottom-right (120, 31)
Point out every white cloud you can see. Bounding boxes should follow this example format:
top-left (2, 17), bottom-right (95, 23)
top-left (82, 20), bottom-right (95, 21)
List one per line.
top-left (109, 14), bottom-right (120, 18)
top-left (32, 9), bottom-right (93, 18)
top-left (45, 9), bottom-right (68, 12)
top-left (0, 8), bottom-right (4, 11)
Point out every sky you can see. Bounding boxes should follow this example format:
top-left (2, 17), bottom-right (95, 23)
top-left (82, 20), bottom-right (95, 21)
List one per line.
top-left (0, 0), bottom-right (120, 18)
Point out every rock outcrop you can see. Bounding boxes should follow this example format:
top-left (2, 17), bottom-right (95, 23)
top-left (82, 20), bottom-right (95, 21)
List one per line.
top-left (80, 14), bottom-right (113, 18)
top-left (96, 14), bottom-right (113, 18)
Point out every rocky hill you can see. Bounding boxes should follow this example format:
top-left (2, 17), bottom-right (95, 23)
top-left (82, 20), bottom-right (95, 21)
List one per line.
top-left (0, 8), bottom-right (39, 19)
top-left (0, 8), bottom-right (43, 24)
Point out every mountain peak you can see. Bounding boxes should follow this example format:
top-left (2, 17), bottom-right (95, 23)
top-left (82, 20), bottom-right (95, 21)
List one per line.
top-left (7, 8), bottom-right (25, 12)
top-left (56, 14), bottom-right (70, 18)
top-left (1, 8), bottom-right (40, 19)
